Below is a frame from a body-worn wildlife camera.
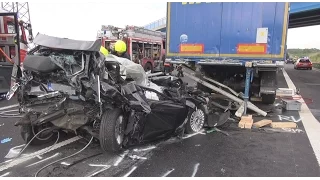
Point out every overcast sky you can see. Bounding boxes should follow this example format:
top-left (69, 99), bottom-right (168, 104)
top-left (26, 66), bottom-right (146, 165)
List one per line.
top-left (28, 2), bottom-right (320, 49)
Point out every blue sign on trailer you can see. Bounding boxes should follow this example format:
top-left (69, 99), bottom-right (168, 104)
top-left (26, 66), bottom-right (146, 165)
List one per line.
top-left (166, 2), bottom-right (289, 60)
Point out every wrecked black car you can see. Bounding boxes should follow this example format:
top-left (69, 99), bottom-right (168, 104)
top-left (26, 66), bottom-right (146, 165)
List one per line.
top-left (7, 33), bottom-right (208, 152)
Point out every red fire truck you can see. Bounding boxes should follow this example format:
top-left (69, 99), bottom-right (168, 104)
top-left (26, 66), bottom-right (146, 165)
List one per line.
top-left (98, 25), bottom-right (166, 72)
top-left (0, 11), bottom-right (32, 95)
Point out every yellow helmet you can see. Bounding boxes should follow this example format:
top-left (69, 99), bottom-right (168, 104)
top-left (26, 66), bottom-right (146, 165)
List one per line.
top-left (100, 46), bottom-right (109, 56)
top-left (114, 40), bottom-right (127, 53)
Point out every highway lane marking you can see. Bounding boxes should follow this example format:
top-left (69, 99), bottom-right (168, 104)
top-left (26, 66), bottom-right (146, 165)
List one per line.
top-left (304, 83), bottom-right (320, 86)
top-left (283, 69), bottom-right (320, 166)
top-left (0, 136), bottom-right (81, 172)
top-left (26, 153), bottom-right (60, 167)
top-left (0, 172), bottom-right (10, 177)
top-left (161, 168), bottom-right (175, 177)
top-left (123, 166), bottom-right (137, 177)
top-left (0, 104), bottom-right (19, 111)
top-left (191, 163), bottom-right (200, 177)
top-left (86, 165), bottom-right (111, 177)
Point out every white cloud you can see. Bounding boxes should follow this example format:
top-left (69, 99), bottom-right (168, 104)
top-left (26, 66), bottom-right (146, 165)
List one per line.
top-left (29, 1), bottom-right (166, 41)
top-left (287, 25), bottom-right (320, 49)
top-left (28, 1), bottom-right (319, 49)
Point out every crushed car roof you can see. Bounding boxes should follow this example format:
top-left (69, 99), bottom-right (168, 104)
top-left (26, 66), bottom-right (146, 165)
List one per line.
top-left (33, 33), bottom-right (101, 51)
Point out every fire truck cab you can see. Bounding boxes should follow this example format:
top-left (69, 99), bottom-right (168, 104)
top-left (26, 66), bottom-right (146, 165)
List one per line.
top-left (98, 25), bottom-right (166, 73)
top-left (0, 12), bottom-right (31, 95)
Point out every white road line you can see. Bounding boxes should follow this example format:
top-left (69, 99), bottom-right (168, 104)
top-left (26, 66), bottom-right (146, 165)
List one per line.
top-left (182, 130), bottom-right (206, 139)
top-left (282, 69), bottom-right (320, 166)
top-left (123, 166), bottom-right (137, 177)
top-left (0, 136), bottom-right (81, 172)
top-left (26, 153), bottom-right (60, 167)
top-left (133, 145), bottom-right (157, 152)
top-left (113, 150), bottom-right (128, 166)
top-left (191, 163), bottom-right (200, 177)
top-left (87, 165), bottom-right (111, 177)
top-left (0, 104), bottom-right (19, 111)
top-left (161, 168), bottom-right (175, 177)
top-left (0, 172), bottom-right (10, 177)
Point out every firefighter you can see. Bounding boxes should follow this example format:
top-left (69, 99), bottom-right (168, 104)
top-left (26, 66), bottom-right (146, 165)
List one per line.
top-left (112, 40), bottom-right (131, 60)
top-left (100, 46), bottom-right (109, 56)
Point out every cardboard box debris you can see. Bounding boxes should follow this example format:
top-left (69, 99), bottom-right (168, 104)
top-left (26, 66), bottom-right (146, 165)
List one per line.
top-left (253, 119), bottom-right (272, 128)
top-left (271, 122), bottom-right (297, 129)
top-left (239, 115), bottom-right (253, 129)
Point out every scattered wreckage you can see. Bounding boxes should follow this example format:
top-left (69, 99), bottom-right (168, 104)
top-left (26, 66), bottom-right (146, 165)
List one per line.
top-left (6, 33), bottom-right (237, 153)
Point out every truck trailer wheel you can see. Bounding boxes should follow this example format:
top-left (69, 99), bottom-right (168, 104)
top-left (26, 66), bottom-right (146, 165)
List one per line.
top-left (99, 108), bottom-right (125, 153)
top-left (261, 94), bottom-right (276, 104)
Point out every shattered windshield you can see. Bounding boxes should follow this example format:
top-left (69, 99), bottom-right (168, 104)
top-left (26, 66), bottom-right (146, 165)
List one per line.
top-left (49, 53), bottom-right (84, 76)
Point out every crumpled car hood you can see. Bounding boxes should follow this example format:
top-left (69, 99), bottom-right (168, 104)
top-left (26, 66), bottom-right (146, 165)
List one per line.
top-left (33, 33), bottom-right (101, 51)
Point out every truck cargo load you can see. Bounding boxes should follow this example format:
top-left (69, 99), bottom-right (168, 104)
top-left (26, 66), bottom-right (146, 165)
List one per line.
top-left (166, 2), bottom-right (289, 62)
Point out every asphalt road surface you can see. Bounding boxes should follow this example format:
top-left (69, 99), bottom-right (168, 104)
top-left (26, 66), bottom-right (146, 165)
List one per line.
top-left (285, 64), bottom-right (320, 122)
top-left (0, 64), bottom-right (319, 177)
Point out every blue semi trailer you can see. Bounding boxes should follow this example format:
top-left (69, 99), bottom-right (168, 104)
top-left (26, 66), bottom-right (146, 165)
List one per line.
top-left (166, 2), bottom-right (289, 104)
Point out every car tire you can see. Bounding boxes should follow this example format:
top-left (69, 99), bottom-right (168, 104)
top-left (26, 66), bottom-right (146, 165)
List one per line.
top-left (20, 124), bottom-right (56, 146)
top-left (99, 108), bottom-right (125, 153)
top-left (310, 67), bottom-right (312, 70)
top-left (261, 94), bottom-right (276, 105)
top-left (185, 104), bottom-right (206, 134)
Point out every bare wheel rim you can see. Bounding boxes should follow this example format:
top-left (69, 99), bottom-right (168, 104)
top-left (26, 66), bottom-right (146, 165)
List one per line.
top-left (190, 109), bottom-right (205, 132)
top-left (115, 115), bottom-right (124, 145)
top-left (32, 125), bottom-right (53, 141)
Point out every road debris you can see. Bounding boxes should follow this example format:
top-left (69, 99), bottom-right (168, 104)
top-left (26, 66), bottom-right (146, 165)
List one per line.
top-left (238, 115), bottom-right (253, 129)
top-left (4, 144), bottom-right (25, 159)
top-left (271, 122), bottom-right (297, 129)
top-left (253, 119), bottom-right (273, 128)
top-left (206, 127), bottom-right (229, 136)
top-left (221, 168), bottom-right (226, 174)
top-left (282, 99), bottom-right (302, 111)
top-left (1, 137), bottom-right (12, 144)
top-left (60, 162), bottom-right (71, 166)
top-left (128, 155), bottom-right (147, 160)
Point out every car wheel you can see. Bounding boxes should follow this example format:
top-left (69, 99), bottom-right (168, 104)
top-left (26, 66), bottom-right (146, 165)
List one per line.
top-left (20, 124), bottom-right (56, 146)
top-left (310, 67), bottom-right (312, 70)
top-left (99, 108), bottom-right (125, 153)
top-left (185, 105), bottom-right (206, 134)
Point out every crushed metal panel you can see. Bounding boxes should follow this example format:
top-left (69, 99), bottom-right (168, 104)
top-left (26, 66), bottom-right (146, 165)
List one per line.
top-left (33, 33), bottom-right (101, 51)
